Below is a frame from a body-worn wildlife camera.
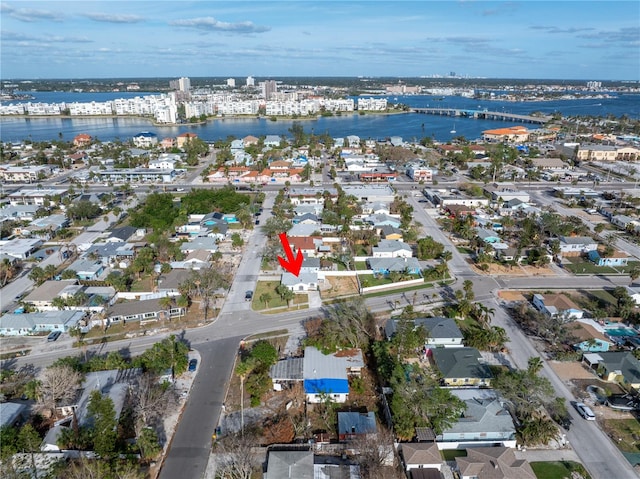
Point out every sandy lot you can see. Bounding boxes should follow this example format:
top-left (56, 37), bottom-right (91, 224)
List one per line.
top-left (548, 360), bottom-right (598, 381)
top-left (498, 290), bottom-right (528, 302)
top-left (471, 262), bottom-right (556, 276)
top-left (319, 275), bottom-right (359, 299)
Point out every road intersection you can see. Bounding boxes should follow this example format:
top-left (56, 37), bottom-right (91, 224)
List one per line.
top-left (2, 189), bottom-right (637, 479)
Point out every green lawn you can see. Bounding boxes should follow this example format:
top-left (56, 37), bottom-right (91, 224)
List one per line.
top-left (586, 289), bottom-right (618, 308)
top-left (456, 246), bottom-right (474, 254)
top-left (531, 461), bottom-right (590, 479)
top-left (252, 281), bottom-right (307, 311)
top-left (358, 274), bottom-right (393, 288)
top-left (564, 257), bottom-right (618, 275)
top-left (564, 258), bottom-right (640, 275)
top-left (441, 449), bottom-right (466, 461)
top-left (354, 261), bottom-right (369, 271)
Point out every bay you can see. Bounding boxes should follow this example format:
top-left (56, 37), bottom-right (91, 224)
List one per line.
top-left (1, 92), bottom-right (639, 144)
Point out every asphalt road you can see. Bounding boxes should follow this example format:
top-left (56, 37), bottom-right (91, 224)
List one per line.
top-left (3, 184), bottom-right (639, 478)
top-left (158, 336), bottom-right (242, 479)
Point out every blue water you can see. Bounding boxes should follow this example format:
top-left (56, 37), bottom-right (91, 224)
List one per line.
top-left (2, 92), bottom-right (639, 144)
top-left (605, 327), bottom-right (638, 337)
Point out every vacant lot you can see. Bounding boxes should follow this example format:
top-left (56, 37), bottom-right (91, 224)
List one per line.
top-left (498, 290), bottom-right (528, 302)
top-left (319, 276), bottom-right (359, 299)
top-left (601, 418), bottom-right (640, 453)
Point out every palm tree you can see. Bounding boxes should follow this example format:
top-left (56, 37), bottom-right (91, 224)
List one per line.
top-left (176, 295), bottom-right (189, 317)
top-left (629, 265), bottom-right (640, 285)
top-left (235, 359), bottom-right (255, 436)
top-left (440, 250), bottom-right (453, 263)
top-left (259, 292), bottom-right (272, 309)
top-left (527, 356), bottom-right (544, 376)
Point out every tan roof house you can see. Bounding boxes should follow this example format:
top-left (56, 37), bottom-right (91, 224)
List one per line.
top-left (455, 447), bottom-right (536, 479)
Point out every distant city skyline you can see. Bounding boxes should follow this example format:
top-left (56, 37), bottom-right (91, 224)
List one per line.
top-left (1, 1), bottom-right (639, 81)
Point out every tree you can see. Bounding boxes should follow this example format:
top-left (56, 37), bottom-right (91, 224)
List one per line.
top-left (17, 424), bottom-right (42, 479)
top-left (213, 432), bottom-right (259, 479)
top-left (136, 335), bottom-right (189, 376)
top-left (87, 390), bottom-right (117, 460)
top-left (416, 236), bottom-right (445, 260)
top-left (37, 364), bottom-right (82, 416)
top-left (248, 340), bottom-right (279, 370)
top-left (67, 200), bottom-right (102, 221)
top-left (259, 292), bottom-right (272, 308)
top-left (137, 427), bottom-right (162, 462)
top-left (231, 232), bottom-right (244, 249)
top-left (629, 264), bottom-right (640, 285)
top-left (235, 360), bottom-right (255, 437)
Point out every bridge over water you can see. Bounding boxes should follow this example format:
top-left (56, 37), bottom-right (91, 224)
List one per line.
top-left (412, 107), bottom-right (552, 124)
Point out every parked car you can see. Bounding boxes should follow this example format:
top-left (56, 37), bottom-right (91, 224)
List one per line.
top-left (188, 359), bottom-right (198, 372)
top-left (47, 331), bottom-right (61, 342)
top-left (574, 402), bottom-right (596, 420)
top-left (245, 290), bottom-right (253, 301)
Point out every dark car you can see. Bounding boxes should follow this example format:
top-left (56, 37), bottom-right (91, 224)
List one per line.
top-left (245, 290), bottom-right (253, 301)
top-left (188, 359), bottom-right (198, 372)
top-left (47, 331), bottom-right (61, 342)
top-left (255, 219), bottom-right (260, 225)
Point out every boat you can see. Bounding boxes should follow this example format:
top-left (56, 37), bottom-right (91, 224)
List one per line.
top-left (450, 123), bottom-right (456, 134)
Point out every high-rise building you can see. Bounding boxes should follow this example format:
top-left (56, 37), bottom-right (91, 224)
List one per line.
top-left (170, 77), bottom-right (191, 92)
top-left (226, 78), bottom-right (236, 88)
top-left (246, 76), bottom-right (255, 87)
top-left (262, 80), bottom-right (277, 100)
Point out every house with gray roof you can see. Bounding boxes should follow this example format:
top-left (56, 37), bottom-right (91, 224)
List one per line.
top-left (364, 213), bottom-right (402, 229)
top-left (264, 448), bottom-right (360, 479)
top-left (292, 213), bottom-right (319, 225)
top-left (180, 236), bottom-right (219, 254)
top-left (0, 204), bottom-right (40, 221)
top-left (0, 237), bottom-right (43, 259)
top-left (558, 236), bottom-right (598, 256)
top-left (338, 411), bottom-right (377, 442)
top-left (281, 272), bottom-right (320, 292)
top-left (265, 450), bottom-right (314, 479)
top-left (585, 351), bottom-right (640, 391)
top-left (0, 402), bottom-right (27, 428)
top-left (386, 317), bottom-right (463, 349)
top-left (106, 298), bottom-right (186, 325)
top-left (476, 228), bottom-right (501, 244)
top-left (156, 269), bottom-right (191, 295)
top-left (368, 257), bottom-right (422, 276)
top-left (372, 239), bottom-right (413, 258)
top-left (431, 348), bottom-right (492, 387)
top-left (302, 346), bottom-right (364, 404)
top-left (23, 279), bottom-right (78, 311)
top-left (85, 242), bottom-right (135, 264)
top-left (438, 389), bottom-right (516, 449)
top-left (66, 258), bottom-right (105, 280)
top-left (0, 310), bottom-right (86, 336)
top-left (106, 226), bottom-right (140, 243)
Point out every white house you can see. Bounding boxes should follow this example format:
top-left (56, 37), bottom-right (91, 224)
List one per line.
top-left (371, 239), bottom-right (413, 258)
top-left (532, 293), bottom-right (584, 320)
top-left (558, 236), bottom-right (598, 256)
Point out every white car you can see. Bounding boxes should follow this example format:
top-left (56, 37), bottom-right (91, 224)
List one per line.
top-left (575, 402), bottom-right (596, 421)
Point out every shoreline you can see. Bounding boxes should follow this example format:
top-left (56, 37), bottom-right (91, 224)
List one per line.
top-left (0, 109), bottom-right (409, 126)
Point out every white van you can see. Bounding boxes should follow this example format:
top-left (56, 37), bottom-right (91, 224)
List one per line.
top-left (576, 402), bottom-right (596, 421)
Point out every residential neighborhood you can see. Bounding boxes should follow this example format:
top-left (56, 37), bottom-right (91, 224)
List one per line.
top-left (1, 79), bottom-right (640, 479)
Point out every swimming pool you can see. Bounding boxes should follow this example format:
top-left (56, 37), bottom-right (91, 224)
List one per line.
top-left (606, 327), bottom-right (638, 337)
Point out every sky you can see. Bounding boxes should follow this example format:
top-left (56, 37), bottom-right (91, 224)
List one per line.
top-left (1, 0), bottom-right (639, 81)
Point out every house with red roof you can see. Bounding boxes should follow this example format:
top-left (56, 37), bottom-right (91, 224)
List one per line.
top-left (73, 134), bottom-right (92, 147)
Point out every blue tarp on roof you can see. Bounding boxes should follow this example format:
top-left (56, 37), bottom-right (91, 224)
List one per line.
top-left (304, 378), bottom-right (349, 395)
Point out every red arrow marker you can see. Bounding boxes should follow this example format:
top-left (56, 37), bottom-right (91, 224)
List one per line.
top-left (278, 232), bottom-right (303, 277)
